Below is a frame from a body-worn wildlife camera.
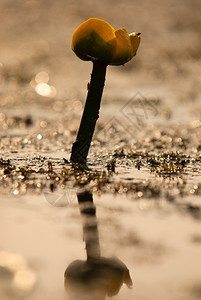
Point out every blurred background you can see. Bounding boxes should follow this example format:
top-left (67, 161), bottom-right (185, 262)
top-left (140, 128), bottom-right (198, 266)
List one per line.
top-left (1, 0), bottom-right (201, 103)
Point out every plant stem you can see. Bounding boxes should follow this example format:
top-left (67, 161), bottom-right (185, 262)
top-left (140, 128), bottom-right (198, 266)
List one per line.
top-left (70, 61), bottom-right (107, 164)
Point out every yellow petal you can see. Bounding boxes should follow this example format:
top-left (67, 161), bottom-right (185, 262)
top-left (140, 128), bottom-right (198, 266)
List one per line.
top-left (111, 28), bottom-right (133, 66)
top-left (129, 32), bottom-right (141, 57)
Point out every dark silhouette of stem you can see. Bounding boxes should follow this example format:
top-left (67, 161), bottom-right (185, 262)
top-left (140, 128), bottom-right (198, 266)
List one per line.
top-left (71, 61), bottom-right (107, 164)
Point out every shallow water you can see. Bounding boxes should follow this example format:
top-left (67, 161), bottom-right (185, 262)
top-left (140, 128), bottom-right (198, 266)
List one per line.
top-left (1, 192), bottom-right (201, 300)
top-left (1, 0), bottom-right (201, 299)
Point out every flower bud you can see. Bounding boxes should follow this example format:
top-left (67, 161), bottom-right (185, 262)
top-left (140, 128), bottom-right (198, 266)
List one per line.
top-left (72, 18), bottom-right (141, 66)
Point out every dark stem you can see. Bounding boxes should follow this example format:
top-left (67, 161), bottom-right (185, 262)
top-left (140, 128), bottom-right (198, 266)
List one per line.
top-left (77, 191), bottom-right (101, 260)
top-left (70, 61), bottom-right (107, 164)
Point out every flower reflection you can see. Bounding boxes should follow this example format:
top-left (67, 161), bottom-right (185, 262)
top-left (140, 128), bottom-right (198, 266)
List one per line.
top-left (64, 191), bottom-right (132, 300)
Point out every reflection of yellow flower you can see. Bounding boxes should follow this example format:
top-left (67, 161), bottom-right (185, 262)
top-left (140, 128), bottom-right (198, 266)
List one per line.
top-left (72, 18), bottom-right (141, 66)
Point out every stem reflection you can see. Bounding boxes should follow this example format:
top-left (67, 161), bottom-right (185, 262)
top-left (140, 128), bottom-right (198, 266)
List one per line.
top-left (64, 191), bottom-right (132, 300)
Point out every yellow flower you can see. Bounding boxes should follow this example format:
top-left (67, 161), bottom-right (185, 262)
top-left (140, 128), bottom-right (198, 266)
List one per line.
top-left (72, 18), bottom-right (141, 66)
